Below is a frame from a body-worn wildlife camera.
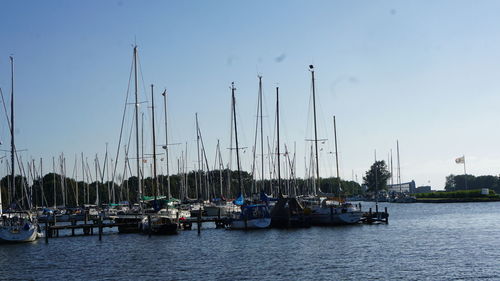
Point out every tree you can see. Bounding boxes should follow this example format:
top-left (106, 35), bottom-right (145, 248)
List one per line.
top-left (363, 160), bottom-right (391, 193)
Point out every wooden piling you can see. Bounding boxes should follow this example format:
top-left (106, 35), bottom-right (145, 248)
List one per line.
top-left (148, 215), bottom-right (152, 237)
top-left (197, 211), bottom-right (202, 235)
top-left (71, 219), bottom-right (76, 236)
top-left (98, 217), bottom-right (103, 241)
top-left (45, 220), bottom-right (49, 244)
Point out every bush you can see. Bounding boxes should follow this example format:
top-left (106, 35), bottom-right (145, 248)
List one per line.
top-left (416, 189), bottom-right (499, 199)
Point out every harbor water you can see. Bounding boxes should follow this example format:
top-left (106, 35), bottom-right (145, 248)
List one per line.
top-left (1, 202), bottom-right (500, 280)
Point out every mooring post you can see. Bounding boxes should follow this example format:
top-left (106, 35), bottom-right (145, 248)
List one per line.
top-left (385, 207), bottom-right (389, 223)
top-left (147, 215), bottom-right (152, 237)
top-left (197, 211), bottom-right (202, 235)
top-left (45, 220), bottom-right (49, 244)
top-left (53, 215), bottom-right (57, 238)
top-left (98, 216), bottom-right (103, 241)
top-left (376, 204), bottom-right (379, 220)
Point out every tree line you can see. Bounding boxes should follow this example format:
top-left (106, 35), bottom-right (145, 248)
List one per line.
top-left (0, 169), bottom-right (362, 208)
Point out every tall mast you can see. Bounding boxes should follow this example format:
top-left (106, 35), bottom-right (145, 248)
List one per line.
top-left (195, 113), bottom-right (201, 199)
top-left (133, 46), bottom-right (143, 205)
top-left (397, 140), bottom-right (401, 193)
top-left (53, 157), bottom-right (56, 208)
top-left (217, 140), bottom-right (223, 197)
top-left (151, 84), bottom-right (158, 201)
top-left (276, 86), bottom-right (281, 195)
top-left (333, 116), bottom-right (341, 196)
top-left (309, 65), bottom-right (320, 194)
top-left (258, 76), bottom-right (264, 191)
top-left (10, 56), bottom-right (15, 205)
top-left (95, 155), bottom-right (99, 206)
top-left (162, 90), bottom-right (171, 200)
top-left (232, 83), bottom-right (243, 196)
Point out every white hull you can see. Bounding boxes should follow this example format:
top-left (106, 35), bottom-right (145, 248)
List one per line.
top-left (0, 224), bottom-right (38, 243)
top-left (230, 218), bottom-right (271, 229)
top-left (310, 207), bottom-right (362, 225)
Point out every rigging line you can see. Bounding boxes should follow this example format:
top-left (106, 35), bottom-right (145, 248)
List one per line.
top-left (251, 81), bottom-right (260, 181)
top-left (0, 87), bottom-right (32, 208)
top-left (111, 55), bottom-right (135, 184)
top-left (136, 52), bottom-right (152, 123)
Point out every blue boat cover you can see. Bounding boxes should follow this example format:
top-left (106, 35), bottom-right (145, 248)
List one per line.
top-left (260, 190), bottom-right (270, 202)
top-left (233, 193), bottom-right (245, 206)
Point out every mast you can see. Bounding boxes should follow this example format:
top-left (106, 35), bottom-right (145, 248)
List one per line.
top-left (10, 56), bottom-right (15, 206)
top-left (309, 65), bottom-right (320, 195)
top-left (276, 86), bottom-right (281, 195)
top-left (217, 140), bottom-right (223, 198)
top-left (151, 84), bottom-right (158, 201)
top-left (195, 113), bottom-right (201, 200)
top-left (232, 83), bottom-right (243, 196)
top-left (162, 90), bottom-right (171, 200)
top-left (333, 116), bottom-right (341, 197)
top-left (397, 140), bottom-right (401, 193)
top-left (95, 155), bottom-right (99, 206)
top-left (40, 158), bottom-right (44, 207)
top-left (53, 157), bottom-right (56, 208)
top-left (133, 46), bottom-right (143, 206)
top-left (259, 76), bottom-right (265, 192)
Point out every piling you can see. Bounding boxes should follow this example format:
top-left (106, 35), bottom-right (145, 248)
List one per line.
top-left (197, 210), bottom-right (202, 235)
top-left (148, 215), bottom-right (152, 237)
top-left (45, 220), bottom-right (49, 244)
top-left (98, 217), bottom-right (103, 241)
top-left (71, 219), bottom-right (76, 236)
top-left (385, 207), bottom-right (389, 223)
top-left (83, 212), bottom-right (90, 235)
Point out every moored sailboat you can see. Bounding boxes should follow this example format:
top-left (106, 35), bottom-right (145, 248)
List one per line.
top-left (0, 57), bottom-right (40, 243)
top-left (304, 65), bottom-right (362, 225)
top-left (227, 82), bottom-right (271, 230)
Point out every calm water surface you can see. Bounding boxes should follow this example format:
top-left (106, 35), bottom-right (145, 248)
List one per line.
top-left (1, 202), bottom-right (500, 280)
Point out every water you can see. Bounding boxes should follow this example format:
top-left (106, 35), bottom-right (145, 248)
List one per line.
top-left (1, 202), bottom-right (500, 280)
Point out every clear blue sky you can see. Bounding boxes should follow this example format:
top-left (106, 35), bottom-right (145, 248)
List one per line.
top-left (1, 0), bottom-right (500, 189)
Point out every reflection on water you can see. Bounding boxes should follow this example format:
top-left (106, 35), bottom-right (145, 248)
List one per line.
top-left (1, 202), bottom-right (500, 280)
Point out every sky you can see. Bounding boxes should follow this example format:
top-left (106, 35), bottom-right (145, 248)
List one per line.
top-left (1, 0), bottom-right (500, 190)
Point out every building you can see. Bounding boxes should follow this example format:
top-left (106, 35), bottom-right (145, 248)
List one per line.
top-left (415, 186), bottom-right (432, 193)
top-left (387, 180), bottom-right (416, 193)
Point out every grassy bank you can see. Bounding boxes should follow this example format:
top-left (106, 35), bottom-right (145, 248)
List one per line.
top-left (415, 189), bottom-right (500, 202)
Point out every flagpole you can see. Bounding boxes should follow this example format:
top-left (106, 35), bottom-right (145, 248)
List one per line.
top-left (463, 155), bottom-right (468, 191)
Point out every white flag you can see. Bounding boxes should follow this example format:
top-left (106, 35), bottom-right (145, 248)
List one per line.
top-left (455, 156), bottom-right (465, 164)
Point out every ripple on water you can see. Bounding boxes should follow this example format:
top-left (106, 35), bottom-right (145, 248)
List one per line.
top-left (1, 202), bottom-right (500, 280)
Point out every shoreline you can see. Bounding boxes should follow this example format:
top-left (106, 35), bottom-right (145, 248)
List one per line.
top-left (416, 198), bottom-right (500, 203)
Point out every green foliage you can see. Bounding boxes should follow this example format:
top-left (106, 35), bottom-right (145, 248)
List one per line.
top-left (363, 160), bottom-right (391, 193)
top-left (416, 189), bottom-right (499, 199)
top-left (1, 168), bottom-right (365, 208)
top-left (444, 174), bottom-right (500, 193)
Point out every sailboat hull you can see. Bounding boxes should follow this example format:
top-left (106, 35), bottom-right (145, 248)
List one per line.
top-left (230, 218), bottom-right (271, 229)
top-left (310, 207), bottom-right (362, 225)
top-left (0, 224), bottom-right (38, 243)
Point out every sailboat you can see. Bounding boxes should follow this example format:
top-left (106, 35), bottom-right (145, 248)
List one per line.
top-left (270, 86), bottom-right (310, 228)
top-left (304, 65), bottom-right (362, 225)
top-left (139, 84), bottom-right (179, 235)
top-left (0, 56), bottom-right (39, 243)
top-left (228, 82), bottom-right (271, 230)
